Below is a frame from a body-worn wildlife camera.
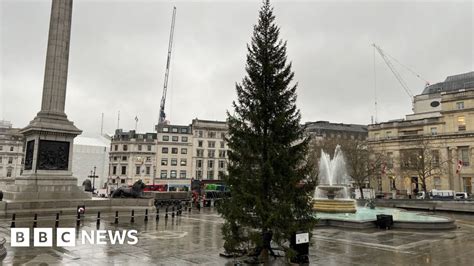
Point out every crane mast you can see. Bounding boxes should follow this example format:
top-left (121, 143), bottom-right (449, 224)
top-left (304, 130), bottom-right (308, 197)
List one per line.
top-left (158, 7), bottom-right (176, 126)
top-left (372, 43), bottom-right (414, 99)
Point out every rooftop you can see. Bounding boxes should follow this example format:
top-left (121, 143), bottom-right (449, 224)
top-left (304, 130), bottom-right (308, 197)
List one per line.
top-left (304, 121), bottom-right (368, 133)
top-left (422, 71), bottom-right (474, 95)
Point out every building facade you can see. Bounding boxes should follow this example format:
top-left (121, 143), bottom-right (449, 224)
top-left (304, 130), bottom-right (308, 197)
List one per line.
top-left (191, 119), bottom-right (229, 181)
top-left (0, 121), bottom-right (23, 181)
top-left (155, 123), bottom-right (193, 189)
top-left (108, 129), bottom-right (157, 188)
top-left (304, 121), bottom-right (368, 141)
top-left (368, 71), bottom-right (474, 195)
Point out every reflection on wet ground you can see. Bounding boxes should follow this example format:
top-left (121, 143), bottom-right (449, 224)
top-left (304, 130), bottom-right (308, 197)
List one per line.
top-left (0, 208), bottom-right (473, 265)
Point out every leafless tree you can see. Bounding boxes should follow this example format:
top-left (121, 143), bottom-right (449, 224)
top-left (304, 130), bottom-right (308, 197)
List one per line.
top-left (400, 139), bottom-right (449, 194)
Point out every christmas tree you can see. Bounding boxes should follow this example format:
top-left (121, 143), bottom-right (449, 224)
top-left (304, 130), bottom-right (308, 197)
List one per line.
top-left (218, 0), bottom-right (316, 260)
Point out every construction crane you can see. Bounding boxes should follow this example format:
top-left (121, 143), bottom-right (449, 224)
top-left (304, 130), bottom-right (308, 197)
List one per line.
top-left (372, 43), bottom-right (415, 99)
top-left (158, 7), bottom-right (177, 126)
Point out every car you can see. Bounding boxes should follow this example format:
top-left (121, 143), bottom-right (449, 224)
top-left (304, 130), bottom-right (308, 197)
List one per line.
top-left (455, 192), bottom-right (468, 200)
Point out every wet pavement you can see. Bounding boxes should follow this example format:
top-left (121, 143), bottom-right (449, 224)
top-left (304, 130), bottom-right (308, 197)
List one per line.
top-left (0, 208), bottom-right (473, 265)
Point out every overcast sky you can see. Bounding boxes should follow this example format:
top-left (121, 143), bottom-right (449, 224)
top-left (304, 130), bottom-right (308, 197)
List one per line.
top-left (1, 0), bottom-right (473, 137)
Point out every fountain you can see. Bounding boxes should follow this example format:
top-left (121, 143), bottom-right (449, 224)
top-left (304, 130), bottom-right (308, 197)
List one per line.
top-left (313, 146), bottom-right (356, 213)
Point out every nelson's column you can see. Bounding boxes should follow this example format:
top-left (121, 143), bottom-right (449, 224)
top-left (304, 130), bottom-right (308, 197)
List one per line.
top-left (4, 0), bottom-right (90, 200)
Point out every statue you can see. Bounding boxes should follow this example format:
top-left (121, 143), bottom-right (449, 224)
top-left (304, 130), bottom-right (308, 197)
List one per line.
top-left (111, 180), bottom-right (145, 198)
top-left (82, 179), bottom-right (93, 192)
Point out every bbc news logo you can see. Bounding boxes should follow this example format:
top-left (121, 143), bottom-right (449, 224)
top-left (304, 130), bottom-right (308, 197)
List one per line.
top-left (11, 228), bottom-right (138, 247)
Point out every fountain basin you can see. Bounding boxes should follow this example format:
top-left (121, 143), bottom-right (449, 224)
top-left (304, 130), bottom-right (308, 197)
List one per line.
top-left (315, 207), bottom-right (456, 230)
top-left (313, 199), bottom-right (356, 213)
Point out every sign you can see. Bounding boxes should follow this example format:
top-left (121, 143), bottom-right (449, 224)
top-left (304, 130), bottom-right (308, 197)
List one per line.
top-left (295, 232), bottom-right (309, 244)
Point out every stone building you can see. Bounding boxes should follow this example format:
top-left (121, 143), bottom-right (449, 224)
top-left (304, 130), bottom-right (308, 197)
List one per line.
top-left (0, 121), bottom-right (23, 180)
top-left (108, 129), bottom-right (157, 188)
top-left (155, 123), bottom-right (193, 190)
top-left (304, 121), bottom-right (368, 141)
top-left (191, 119), bottom-right (229, 180)
top-left (368, 71), bottom-right (474, 196)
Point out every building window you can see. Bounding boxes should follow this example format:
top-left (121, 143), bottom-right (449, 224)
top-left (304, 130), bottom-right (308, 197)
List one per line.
top-left (161, 159), bottom-right (168, 166)
top-left (181, 128), bottom-right (188, 133)
top-left (196, 130), bottom-right (203, 137)
top-left (431, 150), bottom-right (440, 167)
top-left (198, 141), bottom-right (203, 147)
top-left (121, 179), bottom-right (125, 184)
top-left (219, 150), bottom-right (226, 158)
top-left (112, 166), bottom-right (117, 175)
top-left (220, 141), bottom-right (225, 148)
top-left (162, 147), bottom-right (169, 154)
top-left (172, 136), bottom-right (178, 142)
top-left (196, 170), bottom-right (202, 179)
top-left (458, 116), bottom-right (466, 131)
top-left (136, 166), bottom-right (141, 175)
top-left (7, 168), bottom-right (12, 177)
top-left (123, 145), bottom-right (128, 151)
top-left (219, 160), bottom-right (225, 169)
top-left (122, 156), bottom-right (127, 161)
top-left (121, 166), bottom-right (127, 175)
top-left (8, 157), bottom-right (13, 164)
top-left (208, 141), bottom-right (215, 148)
top-left (160, 170), bottom-right (167, 178)
top-left (182, 136), bottom-right (188, 142)
top-left (163, 127), bottom-right (169, 132)
top-left (170, 170), bottom-right (177, 178)
top-left (113, 156), bottom-right (118, 161)
top-left (10, 146), bottom-right (14, 152)
top-left (172, 148), bottom-right (178, 154)
top-left (221, 132), bottom-right (226, 139)
top-left (146, 156), bottom-right (151, 162)
top-left (146, 166), bottom-right (150, 175)
top-left (207, 171), bottom-right (214, 179)
top-left (181, 148), bottom-right (187, 154)
top-left (137, 144), bottom-right (141, 151)
top-left (208, 160), bottom-right (214, 169)
top-left (197, 160), bottom-right (202, 168)
top-left (0, 157), bottom-right (2, 163)
top-left (171, 159), bottom-right (177, 166)
top-left (163, 135), bottom-right (169, 141)
top-left (180, 170), bottom-right (186, 179)
top-left (147, 145), bottom-right (152, 151)
top-left (386, 152), bottom-right (393, 169)
top-left (208, 150), bottom-right (215, 158)
top-left (208, 131), bottom-right (216, 138)
top-left (197, 149), bottom-right (204, 157)
top-left (431, 127), bottom-right (437, 136)
top-left (460, 148), bottom-right (470, 166)
top-left (0, 146), bottom-right (3, 151)
top-left (434, 177), bottom-right (441, 189)
top-left (180, 159), bottom-right (187, 166)
top-left (172, 128), bottom-right (178, 133)
top-left (456, 102), bottom-right (464, 110)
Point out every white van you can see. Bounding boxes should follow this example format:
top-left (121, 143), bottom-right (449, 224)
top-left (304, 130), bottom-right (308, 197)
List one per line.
top-left (430, 189), bottom-right (455, 199)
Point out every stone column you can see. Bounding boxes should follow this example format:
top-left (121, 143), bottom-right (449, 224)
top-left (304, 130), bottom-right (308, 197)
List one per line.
top-left (4, 0), bottom-right (89, 201)
top-left (39, 0), bottom-right (73, 118)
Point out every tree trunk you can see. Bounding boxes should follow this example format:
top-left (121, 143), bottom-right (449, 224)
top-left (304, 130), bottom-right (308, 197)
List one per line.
top-left (422, 179), bottom-right (428, 194)
top-left (359, 187), bottom-right (364, 199)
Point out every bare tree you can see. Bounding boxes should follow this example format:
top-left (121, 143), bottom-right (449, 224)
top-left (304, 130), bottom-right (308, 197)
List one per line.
top-left (343, 139), bottom-right (386, 199)
top-left (400, 139), bottom-right (449, 194)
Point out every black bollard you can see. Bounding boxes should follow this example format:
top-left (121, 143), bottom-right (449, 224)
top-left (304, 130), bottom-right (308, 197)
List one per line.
top-left (156, 208), bottom-right (160, 220)
top-left (11, 213), bottom-right (16, 228)
top-left (33, 214), bottom-right (38, 228)
top-left (144, 209), bottom-right (148, 222)
top-left (114, 211), bottom-right (119, 224)
top-left (172, 211), bottom-right (175, 218)
top-left (97, 212), bottom-right (101, 225)
top-left (131, 210), bottom-right (135, 223)
top-left (76, 212), bottom-right (81, 227)
top-left (165, 207), bottom-right (169, 219)
top-left (55, 213), bottom-right (60, 228)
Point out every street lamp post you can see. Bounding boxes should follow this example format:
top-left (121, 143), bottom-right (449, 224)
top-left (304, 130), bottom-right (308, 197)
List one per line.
top-left (88, 166), bottom-right (99, 195)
